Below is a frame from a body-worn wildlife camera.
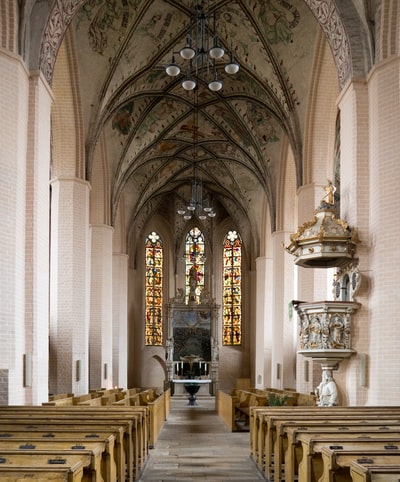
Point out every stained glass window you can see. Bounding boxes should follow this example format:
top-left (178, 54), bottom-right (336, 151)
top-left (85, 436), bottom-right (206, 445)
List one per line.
top-left (223, 230), bottom-right (242, 345)
top-left (145, 231), bottom-right (163, 345)
top-left (185, 227), bottom-right (205, 304)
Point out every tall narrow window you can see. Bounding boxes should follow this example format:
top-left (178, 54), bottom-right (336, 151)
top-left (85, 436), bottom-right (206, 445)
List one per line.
top-left (145, 231), bottom-right (163, 345)
top-left (185, 227), bottom-right (205, 304)
top-left (223, 230), bottom-right (242, 345)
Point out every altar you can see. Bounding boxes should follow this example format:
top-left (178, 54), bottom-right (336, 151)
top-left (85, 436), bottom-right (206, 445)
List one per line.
top-left (172, 378), bottom-right (212, 406)
top-left (172, 378), bottom-right (212, 396)
top-left (165, 288), bottom-right (220, 396)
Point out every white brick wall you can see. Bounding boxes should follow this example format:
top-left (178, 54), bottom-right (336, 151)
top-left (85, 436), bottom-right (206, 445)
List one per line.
top-left (366, 57), bottom-right (400, 404)
top-left (0, 50), bottom-right (28, 404)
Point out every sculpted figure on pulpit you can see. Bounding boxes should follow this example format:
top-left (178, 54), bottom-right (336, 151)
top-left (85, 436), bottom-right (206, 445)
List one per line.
top-left (315, 370), bottom-right (338, 406)
top-left (323, 180), bottom-right (336, 205)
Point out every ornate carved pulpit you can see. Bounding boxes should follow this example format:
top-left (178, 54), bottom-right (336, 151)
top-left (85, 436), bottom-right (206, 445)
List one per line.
top-left (285, 184), bottom-right (362, 404)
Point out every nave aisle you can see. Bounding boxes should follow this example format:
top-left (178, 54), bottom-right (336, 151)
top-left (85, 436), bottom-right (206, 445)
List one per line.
top-left (138, 396), bottom-right (266, 481)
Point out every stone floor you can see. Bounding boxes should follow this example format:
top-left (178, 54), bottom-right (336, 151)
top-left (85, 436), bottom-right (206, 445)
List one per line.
top-left (137, 395), bottom-right (266, 481)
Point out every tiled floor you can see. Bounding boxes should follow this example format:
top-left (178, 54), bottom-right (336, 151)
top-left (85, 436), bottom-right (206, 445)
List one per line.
top-left (137, 395), bottom-right (266, 481)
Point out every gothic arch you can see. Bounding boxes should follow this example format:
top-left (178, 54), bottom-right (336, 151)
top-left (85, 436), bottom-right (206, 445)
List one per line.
top-left (51, 28), bottom-right (85, 179)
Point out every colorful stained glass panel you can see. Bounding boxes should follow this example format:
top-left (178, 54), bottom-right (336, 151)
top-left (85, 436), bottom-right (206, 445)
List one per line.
top-left (223, 230), bottom-right (242, 345)
top-left (145, 231), bottom-right (163, 345)
top-left (185, 227), bottom-right (205, 304)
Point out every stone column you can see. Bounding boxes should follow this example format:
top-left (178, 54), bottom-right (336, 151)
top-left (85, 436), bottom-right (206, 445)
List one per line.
top-left (49, 177), bottom-right (91, 395)
top-left (361, 59), bottom-right (400, 404)
top-left (272, 231), bottom-right (297, 389)
top-left (113, 253), bottom-right (128, 388)
top-left (24, 72), bottom-right (53, 404)
top-left (337, 79), bottom-right (370, 404)
top-left (90, 224), bottom-right (114, 389)
top-left (254, 256), bottom-right (271, 388)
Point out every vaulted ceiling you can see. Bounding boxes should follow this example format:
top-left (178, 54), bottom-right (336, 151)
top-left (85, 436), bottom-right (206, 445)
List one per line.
top-left (54, 0), bottom-right (337, 250)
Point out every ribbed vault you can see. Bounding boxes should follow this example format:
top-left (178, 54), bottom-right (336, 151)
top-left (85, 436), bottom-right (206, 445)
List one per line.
top-left (33, 0), bottom-right (373, 248)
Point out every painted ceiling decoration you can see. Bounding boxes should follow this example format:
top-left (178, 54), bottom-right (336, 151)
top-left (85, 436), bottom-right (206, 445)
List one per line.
top-left (38, 0), bottom-right (366, 256)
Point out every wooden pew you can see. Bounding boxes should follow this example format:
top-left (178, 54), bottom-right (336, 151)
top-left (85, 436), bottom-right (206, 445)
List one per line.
top-left (0, 436), bottom-right (116, 481)
top-left (44, 389), bottom-right (125, 407)
top-left (44, 393), bottom-right (75, 406)
top-left (271, 414), bottom-right (400, 481)
top-left (0, 428), bottom-right (124, 481)
top-left (0, 404), bottom-right (149, 476)
top-left (0, 388), bottom-right (169, 480)
top-left (249, 406), bottom-right (400, 480)
top-left (0, 418), bottom-right (134, 481)
top-left (217, 389), bottom-right (237, 431)
top-left (251, 406), bottom-right (397, 467)
top-left (42, 393), bottom-right (152, 461)
top-left (319, 439), bottom-right (400, 482)
top-left (235, 391), bottom-right (268, 429)
top-left (219, 388), bottom-right (313, 433)
top-left (0, 461), bottom-right (84, 481)
top-left (274, 417), bottom-right (400, 481)
top-left (297, 434), bottom-right (400, 481)
top-left (139, 389), bottom-right (168, 448)
top-left (251, 406), bottom-right (400, 467)
top-left (249, 395), bottom-right (317, 462)
top-left (112, 389), bottom-right (168, 448)
top-left (1, 403), bottom-right (154, 476)
top-left (350, 459), bottom-right (400, 482)
top-left (48, 392), bottom-right (74, 401)
top-left (0, 451), bottom-right (97, 481)
top-left (283, 423), bottom-right (400, 482)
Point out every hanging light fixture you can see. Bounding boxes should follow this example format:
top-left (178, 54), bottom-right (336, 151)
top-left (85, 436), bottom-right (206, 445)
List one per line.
top-left (177, 89), bottom-right (216, 220)
top-left (165, 0), bottom-right (240, 91)
top-left (177, 176), bottom-right (216, 221)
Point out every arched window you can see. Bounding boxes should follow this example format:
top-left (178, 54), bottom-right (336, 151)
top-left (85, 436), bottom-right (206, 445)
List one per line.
top-left (145, 231), bottom-right (163, 345)
top-left (185, 227), bottom-right (205, 304)
top-left (223, 230), bottom-right (242, 345)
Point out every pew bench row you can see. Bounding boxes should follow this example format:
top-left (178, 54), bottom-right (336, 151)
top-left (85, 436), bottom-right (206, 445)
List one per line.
top-left (45, 387), bottom-right (170, 447)
top-left (0, 387), bottom-right (170, 480)
top-left (0, 409), bottom-right (141, 481)
top-left (217, 388), bottom-right (317, 432)
top-left (248, 404), bottom-right (400, 482)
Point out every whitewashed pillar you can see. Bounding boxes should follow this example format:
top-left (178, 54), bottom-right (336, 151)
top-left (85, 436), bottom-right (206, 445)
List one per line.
top-left (90, 224), bottom-right (114, 389)
top-left (49, 177), bottom-right (91, 395)
top-left (112, 253), bottom-right (128, 388)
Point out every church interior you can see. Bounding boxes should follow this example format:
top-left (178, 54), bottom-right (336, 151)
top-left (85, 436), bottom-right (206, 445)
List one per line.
top-left (1, 0), bottom-right (400, 479)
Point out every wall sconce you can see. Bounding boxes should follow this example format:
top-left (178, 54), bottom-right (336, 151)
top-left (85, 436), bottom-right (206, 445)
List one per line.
top-left (75, 360), bottom-right (81, 382)
top-left (23, 353), bottom-right (31, 387)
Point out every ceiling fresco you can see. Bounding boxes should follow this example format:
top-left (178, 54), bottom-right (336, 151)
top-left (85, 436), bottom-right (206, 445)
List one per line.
top-left (63, 0), bottom-right (323, 249)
